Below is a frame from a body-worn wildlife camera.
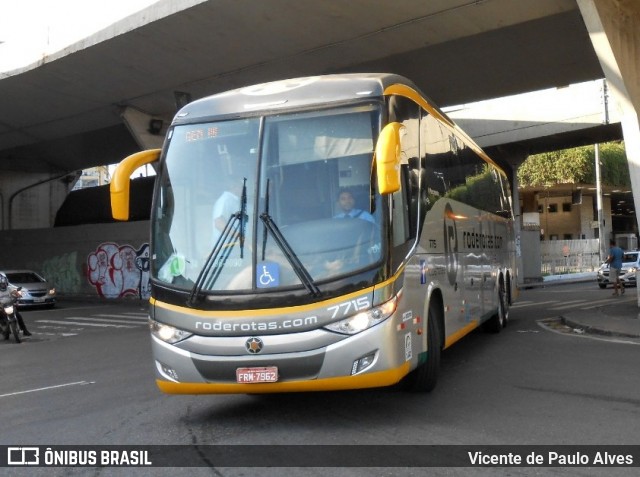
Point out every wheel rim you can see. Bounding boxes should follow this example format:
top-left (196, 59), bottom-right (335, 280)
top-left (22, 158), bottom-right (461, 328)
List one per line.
top-left (498, 283), bottom-right (508, 327)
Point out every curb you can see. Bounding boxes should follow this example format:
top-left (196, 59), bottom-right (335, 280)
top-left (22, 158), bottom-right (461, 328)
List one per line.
top-left (561, 315), bottom-right (640, 339)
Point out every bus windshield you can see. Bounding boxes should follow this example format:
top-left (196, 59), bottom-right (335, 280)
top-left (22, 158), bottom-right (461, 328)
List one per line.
top-left (152, 104), bottom-right (383, 294)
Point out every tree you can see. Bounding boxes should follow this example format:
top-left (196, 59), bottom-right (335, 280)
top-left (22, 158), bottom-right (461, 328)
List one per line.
top-left (517, 142), bottom-right (630, 187)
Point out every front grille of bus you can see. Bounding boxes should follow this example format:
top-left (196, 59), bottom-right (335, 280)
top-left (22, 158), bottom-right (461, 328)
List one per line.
top-left (192, 351), bottom-right (325, 382)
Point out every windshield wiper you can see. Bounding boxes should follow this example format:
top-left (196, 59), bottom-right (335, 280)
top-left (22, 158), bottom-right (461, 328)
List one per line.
top-left (260, 183), bottom-right (320, 297)
top-left (261, 179), bottom-right (270, 261)
top-left (187, 179), bottom-right (247, 306)
top-left (238, 178), bottom-right (248, 258)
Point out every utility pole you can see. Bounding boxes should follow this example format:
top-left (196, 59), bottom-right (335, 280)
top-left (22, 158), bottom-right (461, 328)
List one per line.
top-left (596, 78), bottom-right (609, 261)
top-left (595, 143), bottom-right (606, 261)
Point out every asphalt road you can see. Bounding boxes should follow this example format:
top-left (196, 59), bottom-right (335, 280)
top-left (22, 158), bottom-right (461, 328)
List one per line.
top-left (1, 285), bottom-right (639, 476)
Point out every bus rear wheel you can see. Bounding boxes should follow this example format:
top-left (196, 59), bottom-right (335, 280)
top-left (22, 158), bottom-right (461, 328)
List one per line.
top-left (401, 300), bottom-right (441, 392)
top-left (484, 279), bottom-right (508, 333)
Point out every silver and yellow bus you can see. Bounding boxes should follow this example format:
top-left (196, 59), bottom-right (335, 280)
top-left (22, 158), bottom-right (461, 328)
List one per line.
top-left (111, 74), bottom-right (516, 394)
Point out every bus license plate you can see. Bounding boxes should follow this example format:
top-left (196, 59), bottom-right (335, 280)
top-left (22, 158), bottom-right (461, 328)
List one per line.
top-left (236, 366), bottom-right (278, 383)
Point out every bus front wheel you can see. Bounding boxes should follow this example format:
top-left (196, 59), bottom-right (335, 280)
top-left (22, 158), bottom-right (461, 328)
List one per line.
top-left (401, 300), bottom-right (441, 392)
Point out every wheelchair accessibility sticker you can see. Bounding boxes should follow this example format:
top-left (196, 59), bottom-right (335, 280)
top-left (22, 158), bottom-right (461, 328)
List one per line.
top-left (257, 262), bottom-right (279, 288)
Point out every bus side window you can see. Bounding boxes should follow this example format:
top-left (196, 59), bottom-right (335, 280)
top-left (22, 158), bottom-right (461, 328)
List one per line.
top-left (391, 165), bottom-right (412, 247)
top-left (421, 112), bottom-right (451, 201)
top-left (387, 95), bottom-right (420, 266)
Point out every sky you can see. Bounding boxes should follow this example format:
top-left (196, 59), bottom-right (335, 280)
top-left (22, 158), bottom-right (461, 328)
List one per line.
top-left (0, 0), bottom-right (159, 72)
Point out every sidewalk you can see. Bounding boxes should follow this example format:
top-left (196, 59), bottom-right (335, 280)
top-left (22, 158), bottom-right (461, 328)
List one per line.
top-left (526, 272), bottom-right (640, 339)
top-left (561, 297), bottom-right (640, 339)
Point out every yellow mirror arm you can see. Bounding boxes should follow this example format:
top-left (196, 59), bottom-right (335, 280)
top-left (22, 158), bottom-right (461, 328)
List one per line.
top-left (110, 149), bottom-right (161, 221)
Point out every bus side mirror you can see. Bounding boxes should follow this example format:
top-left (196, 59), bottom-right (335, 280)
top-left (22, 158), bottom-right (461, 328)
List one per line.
top-left (110, 149), bottom-right (161, 221)
top-left (375, 122), bottom-right (403, 195)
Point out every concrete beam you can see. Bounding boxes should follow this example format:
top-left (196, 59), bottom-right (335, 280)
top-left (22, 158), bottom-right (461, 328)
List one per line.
top-left (447, 79), bottom-right (617, 149)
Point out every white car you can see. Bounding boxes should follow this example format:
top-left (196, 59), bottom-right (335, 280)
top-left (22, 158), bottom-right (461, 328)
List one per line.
top-left (0, 270), bottom-right (57, 308)
top-left (596, 251), bottom-right (640, 289)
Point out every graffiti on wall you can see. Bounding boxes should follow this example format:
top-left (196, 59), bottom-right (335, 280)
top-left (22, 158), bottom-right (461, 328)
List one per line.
top-left (87, 242), bottom-right (150, 299)
top-left (42, 251), bottom-right (82, 293)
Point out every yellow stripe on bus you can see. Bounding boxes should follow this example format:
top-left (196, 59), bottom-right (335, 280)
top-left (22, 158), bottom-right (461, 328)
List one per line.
top-left (156, 362), bottom-right (411, 394)
top-left (443, 321), bottom-right (480, 349)
top-left (150, 266), bottom-right (406, 319)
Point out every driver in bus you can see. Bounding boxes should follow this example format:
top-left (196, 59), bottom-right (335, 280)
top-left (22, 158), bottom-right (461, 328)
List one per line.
top-left (333, 190), bottom-right (375, 223)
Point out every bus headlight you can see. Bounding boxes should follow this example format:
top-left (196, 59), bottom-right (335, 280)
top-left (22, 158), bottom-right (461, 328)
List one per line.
top-left (149, 318), bottom-right (192, 344)
top-left (324, 296), bottom-right (398, 335)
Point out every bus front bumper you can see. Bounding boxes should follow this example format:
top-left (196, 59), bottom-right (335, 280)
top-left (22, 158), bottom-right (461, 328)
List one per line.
top-left (150, 318), bottom-right (416, 394)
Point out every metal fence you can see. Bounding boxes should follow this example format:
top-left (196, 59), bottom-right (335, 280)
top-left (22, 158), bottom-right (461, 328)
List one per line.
top-left (540, 239), bottom-right (601, 276)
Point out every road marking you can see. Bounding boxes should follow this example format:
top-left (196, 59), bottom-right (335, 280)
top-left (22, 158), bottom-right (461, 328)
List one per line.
top-left (548, 300), bottom-right (590, 310)
top-left (32, 332), bottom-right (78, 336)
top-left (34, 320), bottom-right (137, 328)
top-left (93, 314), bottom-right (148, 321)
top-left (580, 298), bottom-right (633, 310)
top-left (512, 300), bottom-right (557, 308)
top-left (66, 317), bottom-right (148, 325)
top-left (26, 312), bottom-right (149, 338)
top-left (580, 296), bottom-right (635, 309)
top-left (95, 312), bottom-right (148, 316)
top-left (0, 381), bottom-right (94, 398)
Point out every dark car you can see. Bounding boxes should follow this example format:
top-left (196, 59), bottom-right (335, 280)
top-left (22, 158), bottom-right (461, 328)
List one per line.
top-left (0, 270), bottom-right (56, 308)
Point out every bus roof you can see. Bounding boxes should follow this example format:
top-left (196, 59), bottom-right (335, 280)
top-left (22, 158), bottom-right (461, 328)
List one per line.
top-left (173, 73), bottom-right (422, 124)
top-left (171, 73), bottom-right (503, 174)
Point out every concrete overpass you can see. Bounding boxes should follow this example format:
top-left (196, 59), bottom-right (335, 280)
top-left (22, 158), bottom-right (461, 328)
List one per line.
top-left (448, 79), bottom-right (628, 271)
top-left (0, 0), bottom-right (639, 231)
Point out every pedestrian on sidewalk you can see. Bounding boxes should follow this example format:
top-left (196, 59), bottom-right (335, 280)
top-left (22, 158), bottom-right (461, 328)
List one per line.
top-left (606, 239), bottom-right (625, 296)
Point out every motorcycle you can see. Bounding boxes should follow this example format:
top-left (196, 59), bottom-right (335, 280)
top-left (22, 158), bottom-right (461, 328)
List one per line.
top-left (1, 287), bottom-right (23, 343)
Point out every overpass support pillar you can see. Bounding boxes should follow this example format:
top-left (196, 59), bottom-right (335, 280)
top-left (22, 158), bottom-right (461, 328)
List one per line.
top-left (578, 0), bottom-right (640, 236)
top-left (504, 150), bottom-right (540, 286)
top-left (493, 149), bottom-right (536, 286)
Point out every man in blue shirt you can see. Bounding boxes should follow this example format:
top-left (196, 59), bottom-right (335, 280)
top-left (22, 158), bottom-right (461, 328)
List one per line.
top-left (334, 190), bottom-right (375, 223)
top-left (607, 239), bottom-right (625, 296)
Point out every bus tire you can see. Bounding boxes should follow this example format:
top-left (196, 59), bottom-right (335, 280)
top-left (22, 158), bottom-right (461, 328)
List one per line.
top-left (484, 278), bottom-right (508, 333)
top-left (401, 300), bottom-right (441, 392)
